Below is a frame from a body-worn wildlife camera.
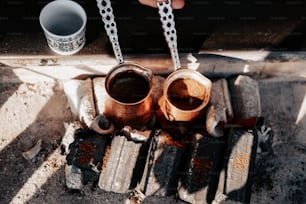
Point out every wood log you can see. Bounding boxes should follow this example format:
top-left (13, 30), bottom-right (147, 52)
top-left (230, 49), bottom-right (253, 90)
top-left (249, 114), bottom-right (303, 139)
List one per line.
top-left (206, 79), bottom-right (233, 137)
top-left (63, 79), bottom-right (96, 128)
top-left (139, 130), bottom-right (187, 196)
top-left (178, 133), bottom-right (226, 204)
top-left (214, 129), bottom-right (257, 203)
top-left (229, 75), bottom-right (261, 127)
top-left (98, 135), bottom-right (149, 193)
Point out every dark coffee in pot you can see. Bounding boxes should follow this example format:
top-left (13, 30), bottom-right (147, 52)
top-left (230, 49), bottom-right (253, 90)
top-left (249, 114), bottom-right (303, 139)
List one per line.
top-left (109, 71), bottom-right (150, 103)
top-left (167, 78), bottom-right (205, 110)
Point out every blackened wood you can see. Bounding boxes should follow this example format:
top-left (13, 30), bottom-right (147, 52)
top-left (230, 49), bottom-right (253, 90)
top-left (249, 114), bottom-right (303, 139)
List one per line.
top-left (215, 129), bottom-right (258, 203)
top-left (206, 79), bottom-right (233, 137)
top-left (98, 135), bottom-right (149, 193)
top-left (229, 75), bottom-right (261, 127)
top-left (139, 130), bottom-right (187, 196)
top-left (178, 133), bottom-right (226, 204)
top-left (65, 164), bottom-right (83, 190)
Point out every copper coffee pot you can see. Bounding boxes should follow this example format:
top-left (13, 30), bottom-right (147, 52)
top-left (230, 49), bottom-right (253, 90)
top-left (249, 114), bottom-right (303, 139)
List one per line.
top-left (97, 0), bottom-right (154, 128)
top-left (157, 1), bottom-right (212, 123)
top-left (104, 63), bottom-right (153, 128)
top-left (158, 69), bottom-right (211, 122)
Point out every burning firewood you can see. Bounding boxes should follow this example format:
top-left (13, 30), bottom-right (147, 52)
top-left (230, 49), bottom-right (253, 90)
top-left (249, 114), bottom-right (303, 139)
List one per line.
top-left (178, 133), bottom-right (226, 204)
top-left (139, 130), bottom-right (186, 196)
top-left (59, 74), bottom-right (259, 202)
top-left (63, 78), bottom-right (97, 128)
top-left (98, 134), bottom-right (149, 193)
top-left (66, 130), bottom-right (108, 185)
top-left (215, 128), bottom-right (257, 203)
top-left (229, 75), bottom-right (261, 127)
top-left (60, 121), bottom-right (84, 155)
top-left (61, 122), bottom-right (84, 190)
top-left (206, 79), bottom-right (233, 137)
top-left (65, 164), bottom-right (83, 190)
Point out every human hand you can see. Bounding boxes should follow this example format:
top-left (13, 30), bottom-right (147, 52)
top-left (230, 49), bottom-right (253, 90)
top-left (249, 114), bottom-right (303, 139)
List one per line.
top-left (138, 0), bottom-right (185, 9)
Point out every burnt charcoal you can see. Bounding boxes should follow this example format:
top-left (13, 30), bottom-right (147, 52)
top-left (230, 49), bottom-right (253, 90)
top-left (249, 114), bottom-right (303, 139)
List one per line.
top-left (66, 130), bottom-right (108, 185)
top-left (63, 123), bottom-right (108, 188)
top-left (98, 134), bottom-right (149, 193)
top-left (178, 133), bottom-right (226, 204)
top-left (139, 130), bottom-right (187, 196)
top-left (73, 128), bottom-right (98, 139)
top-left (61, 121), bottom-right (84, 155)
top-left (215, 128), bottom-right (257, 203)
top-left (82, 168), bottom-right (100, 184)
top-left (65, 164), bottom-right (83, 190)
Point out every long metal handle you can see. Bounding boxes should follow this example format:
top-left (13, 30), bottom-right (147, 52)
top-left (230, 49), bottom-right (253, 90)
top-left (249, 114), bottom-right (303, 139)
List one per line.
top-left (96, 0), bottom-right (124, 64)
top-left (157, 0), bottom-right (181, 70)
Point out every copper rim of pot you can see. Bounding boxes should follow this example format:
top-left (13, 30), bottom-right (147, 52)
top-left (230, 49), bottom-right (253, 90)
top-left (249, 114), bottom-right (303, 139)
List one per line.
top-left (162, 68), bottom-right (212, 121)
top-left (104, 62), bottom-right (154, 105)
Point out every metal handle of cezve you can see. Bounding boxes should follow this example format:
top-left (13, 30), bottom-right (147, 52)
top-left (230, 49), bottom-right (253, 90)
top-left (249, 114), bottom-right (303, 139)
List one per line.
top-left (96, 0), bottom-right (124, 64)
top-left (157, 0), bottom-right (181, 70)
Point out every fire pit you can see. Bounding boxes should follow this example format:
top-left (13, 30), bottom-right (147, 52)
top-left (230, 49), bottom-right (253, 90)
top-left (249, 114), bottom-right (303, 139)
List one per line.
top-left (2, 54), bottom-right (306, 204)
top-left (62, 72), bottom-right (261, 204)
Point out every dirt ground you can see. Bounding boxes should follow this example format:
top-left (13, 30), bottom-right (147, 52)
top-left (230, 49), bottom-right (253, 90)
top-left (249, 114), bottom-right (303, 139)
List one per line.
top-left (0, 66), bottom-right (306, 204)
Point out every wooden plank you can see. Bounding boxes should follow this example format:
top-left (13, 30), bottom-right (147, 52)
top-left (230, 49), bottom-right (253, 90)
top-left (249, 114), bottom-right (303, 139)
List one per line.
top-left (229, 75), bottom-right (261, 127)
top-left (139, 130), bottom-right (186, 197)
top-left (178, 133), bottom-right (226, 204)
top-left (206, 79), bottom-right (233, 137)
top-left (214, 129), bottom-right (258, 204)
top-left (98, 135), bottom-right (149, 193)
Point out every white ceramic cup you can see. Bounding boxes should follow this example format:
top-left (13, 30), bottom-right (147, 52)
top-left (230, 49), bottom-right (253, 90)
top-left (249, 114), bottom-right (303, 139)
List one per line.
top-left (39, 0), bottom-right (87, 55)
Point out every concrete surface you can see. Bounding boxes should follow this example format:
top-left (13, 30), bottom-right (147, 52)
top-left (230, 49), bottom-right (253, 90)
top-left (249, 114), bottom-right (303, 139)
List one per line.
top-left (0, 61), bottom-right (306, 203)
